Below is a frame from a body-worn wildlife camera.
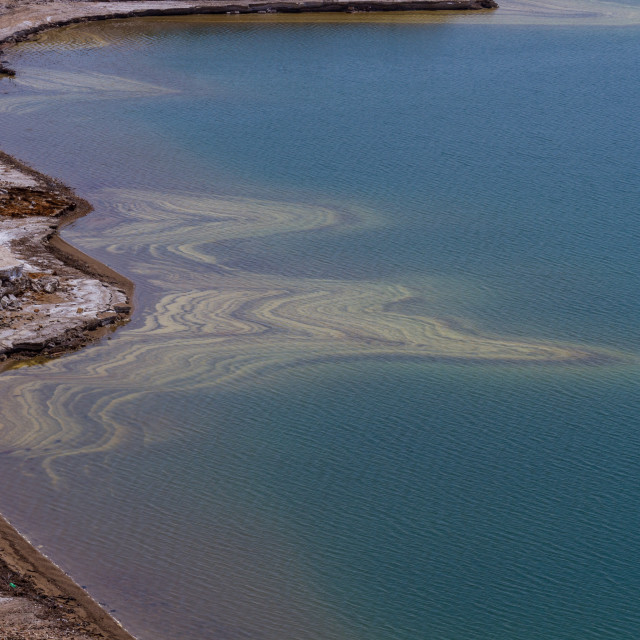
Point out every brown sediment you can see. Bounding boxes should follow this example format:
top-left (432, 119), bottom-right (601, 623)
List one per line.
top-left (0, 512), bottom-right (135, 639)
top-left (0, 187), bottom-right (75, 218)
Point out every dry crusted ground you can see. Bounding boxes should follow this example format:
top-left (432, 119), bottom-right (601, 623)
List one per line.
top-left (0, 154), bottom-right (132, 365)
top-left (0, 0), bottom-right (45, 14)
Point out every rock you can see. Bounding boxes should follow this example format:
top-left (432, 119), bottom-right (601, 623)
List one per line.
top-left (0, 264), bottom-right (23, 281)
top-left (12, 341), bottom-right (45, 352)
top-left (30, 275), bottom-right (59, 294)
top-left (0, 245), bottom-right (24, 281)
top-left (0, 62), bottom-right (15, 77)
top-left (0, 274), bottom-right (28, 298)
top-left (43, 278), bottom-right (58, 293)
top-left (1, 293), bottom-right (22, 310)
top-left (97, 312), bottom-right (118, 326)
top-left (113, 304), bottom-right (131, 314)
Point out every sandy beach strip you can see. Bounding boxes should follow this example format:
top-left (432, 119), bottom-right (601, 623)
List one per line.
top-left (0, 511), bottom-right (136, 639)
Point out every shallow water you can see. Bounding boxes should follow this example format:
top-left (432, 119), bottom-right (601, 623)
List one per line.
top-left (1, 13), bottom-right (640, 640)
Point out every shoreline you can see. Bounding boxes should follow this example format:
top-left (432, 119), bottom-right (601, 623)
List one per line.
top-left (0, 2), bottom-right (492, 638)
top-left (0, 511), bottom-right (136, 639)
top-left (0, 0), bottom-right (497, 72)
top-left (0, 150), bottom-right (133, 372)
top-left (0, 154), bottom-right (135, 636)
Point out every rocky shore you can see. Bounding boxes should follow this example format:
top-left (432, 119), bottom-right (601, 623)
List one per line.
top-left (0, 152), bottom-right (132, 369)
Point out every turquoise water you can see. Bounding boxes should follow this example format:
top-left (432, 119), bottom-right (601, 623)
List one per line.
top-left (0, 15), bottom-right (639, 640)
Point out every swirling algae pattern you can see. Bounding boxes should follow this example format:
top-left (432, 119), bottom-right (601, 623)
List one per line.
top-left (0, 186), bottom-right (617, 479)
top-left (0, 68), bottom-right (177, 114)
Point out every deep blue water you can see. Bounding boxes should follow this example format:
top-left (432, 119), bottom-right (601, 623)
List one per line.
top-left (0, 16), bottom-right (639, 640)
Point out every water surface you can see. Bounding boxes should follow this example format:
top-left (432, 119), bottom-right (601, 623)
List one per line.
top-left (0, 14), bottom-right (639, 640)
